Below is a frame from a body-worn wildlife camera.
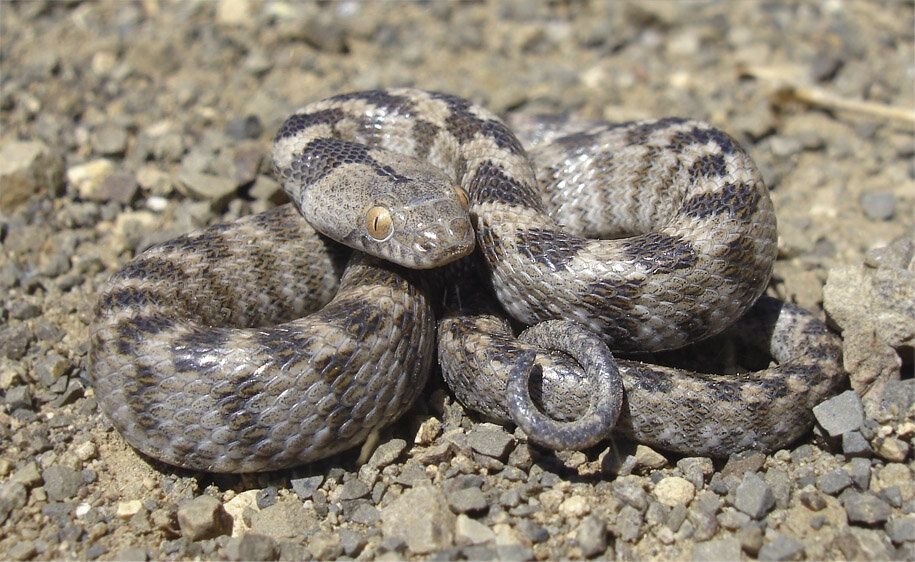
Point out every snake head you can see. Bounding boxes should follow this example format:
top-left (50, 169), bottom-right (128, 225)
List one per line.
top-left (292, 147), bottom-right (475, 269)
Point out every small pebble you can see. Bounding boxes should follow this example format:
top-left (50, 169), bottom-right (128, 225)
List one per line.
top-left (337, 479), bottom-right (370, 501)
top-left (653, 476), bottom-right (696, 507)
top-left (843, 491), bottom-right (892, 525)
top-left (290, 475), bottom-right (323, 500)
top-left (229, 533), bottom-right (276, 562)
top-left (817, 468), bottom-right (852, 495)
top-left (734, 472), bottom-right (775, 519)
top-left (576, 515), bottom-right (607, 558)
top-left (842, 431), bottom-right (873, 457)
top-left (859, 192), bottom-right (896, 221)
top-left (368, 439), bottom-right (407, 468)
top-left (176, 495), bottom-right (233, 541)
top-left (380, 487), bottom-right (455, 554)
top-left (886, 515), bottom-right (915, 544)
top-left (813, 390), bottom-right (865, 436)
top-left (466, 424), bottom-right (515, 460)
top-left (455, 514), bottom-right (495, 545)
top-left (447, 486), bottom-right (487, 514)
top-left (42, 465), bottom-right (83, 502)
top-left (91, 123), bottom-right (129, 156)
top-left (758, 533), bottom-right (805, 561)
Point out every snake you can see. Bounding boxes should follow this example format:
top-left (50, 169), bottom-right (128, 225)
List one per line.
top-left (89, 88), bottom-right (846, 473)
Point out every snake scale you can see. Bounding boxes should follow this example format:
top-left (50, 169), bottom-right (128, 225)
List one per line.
top-left (90, 88), bottom-right (845, 473)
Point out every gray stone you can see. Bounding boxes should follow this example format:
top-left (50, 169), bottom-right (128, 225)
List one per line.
top-left (394, 461), bottom-right (432, 487)
top-left (42, 464), bottom-right (83, 502)
top-left (613, 504), bottom-right (643, 542)
top-left (5, 385), bottom-right (32, 411)
top-left (859, 192), bottom-right (896, 221)
top-left (8, 541), bottom-right (37, 561)
top-left (798, 489), bottom-right (827, 511)
top-left (738, 523), bottom-right (764, 555)
top-left (677, 456), bottom-right (714, 490)
top-left (307, 531), bottom-right (343, 560)
top-left (466, 424), bottom-right (515, 459)
top-left (290, 475), bottom-right (323, 499)
top-left (0, 323), bottom-right (32, 360)
top-left (576, 515), bottom-right (607, 558)
top-left (177, 495), bottom-right (233, 541)
top-left (612, 476), bottom-right (648, 511)
top-left (824, 237), bottom-right (915, 400)
top-left (92, 171), bottom-right (139, 204)
top-left (338, 479), bottom-right (370, 501)
top-left (177, 170), bottom-right (238, 204)
top-left (817, 468), bottom-right (852, 495)
top-left (692, 537), bottom-right (741, 562)
top-left (455, 513), bottom-right (495, 545)
top-left (11, 461), bottom-right (42, 488)
top-left (381, 486), bottom-right (456, 554)
top-left (846, 457), bottom-right (872, 490)
top-left (836, 527), bottom-right (895, 560)
top-left (689, 506), bottom-right (719, 541)
top-left (250, 499), bottom-right (315, 540)
top-left (229, 533), bottom-right (276, 561)
top-left (721, 451), bottom-right (766, 479)
top-left (734, 472), bottom-right (775, 519)
top-left (887, 515), bottom-right (915, 544)
top-left (346, 501), bottom-right (380, 524)
top-left (339, 528), bottom-right (367, 556)
top-left (368, 438), bottom-right (407, 468)
top-left (255, 487), bottom-right (277, 509)
top-left (842, 431), bottom-right (873, 457)
top-left (718, 507), bottom-right (751, 529)
top-left (758, 533), bottom-right (805, 561)
top-left (447, 486), bottom-right (487, 514)
top-left (813, 390), bottom-right (864, 436)
top-left (0, 140), bottom-right (65, 210)
top-left (843, 491), bottom-right (892, 525)
top-left (92, 123), bottom-right (129, 156)
top-left (36, 352), bottom-right (69, 388)
top-left (515, 519), bottom-right (548, 543)
top-left (0, 481), bottom-right (27, 524)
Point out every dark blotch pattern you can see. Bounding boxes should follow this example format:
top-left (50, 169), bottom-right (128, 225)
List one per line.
top-left (623, 232), bottom-right (697, 274)
top-left (626, 117), bottom-right (689, 145)
top-left (672, 126), bottom-right (739, 155)
top-left (411, 119), bottom-right (442, 159)
top-left (274, 109), bottom-right (345, 141)
top-left (470, 160), bottom-right (540, 208)
top-left (515, 228), bottom-right (587, 272)
top-left (291, 138), bottom-right (374, 186)
top-left (328, 90), bottom-right (414, 114)
top-left (681, 182), bottom-right (761, 220)
top-left (432, 92), bottom-right (526, 156)
top-left (171, 328), bottom-right (232, 374)
top-left (688, 152), bottom-right (728, 181)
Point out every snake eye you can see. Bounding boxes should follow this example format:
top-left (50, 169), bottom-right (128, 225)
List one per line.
top-left (366, 206), bottom-right (394, 241)
top-left (454, 186), bottom-right (470, 210)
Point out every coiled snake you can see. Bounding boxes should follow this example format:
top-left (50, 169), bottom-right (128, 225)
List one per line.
top-left (90, 89), bottom-right (845, 473)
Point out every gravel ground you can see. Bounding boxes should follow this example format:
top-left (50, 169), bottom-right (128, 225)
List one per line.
top-left (1, 1), bottom-right (914, 560)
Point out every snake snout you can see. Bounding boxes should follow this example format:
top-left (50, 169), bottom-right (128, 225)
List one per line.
top-left (409, 218), bottom-right (475, 268)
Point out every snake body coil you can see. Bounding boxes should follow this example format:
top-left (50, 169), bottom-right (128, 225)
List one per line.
top-left (90, 89), bottom-right (845, 472)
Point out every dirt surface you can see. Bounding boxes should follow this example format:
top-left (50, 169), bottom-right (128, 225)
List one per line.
top-left (1, 1), bottom-right (913, 561)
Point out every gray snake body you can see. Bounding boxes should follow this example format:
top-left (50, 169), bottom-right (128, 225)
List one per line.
top-left (90, 89), bottom-right (845, 472)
